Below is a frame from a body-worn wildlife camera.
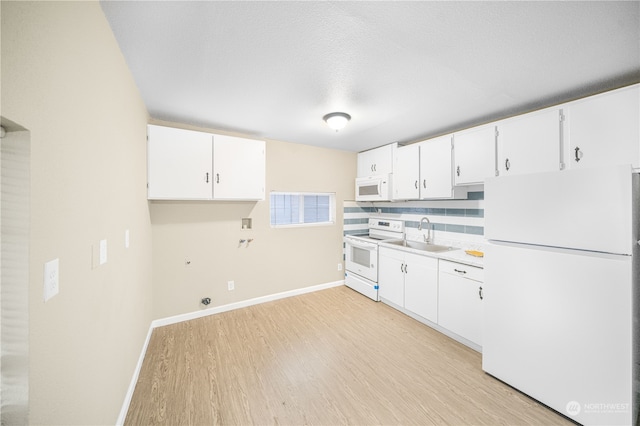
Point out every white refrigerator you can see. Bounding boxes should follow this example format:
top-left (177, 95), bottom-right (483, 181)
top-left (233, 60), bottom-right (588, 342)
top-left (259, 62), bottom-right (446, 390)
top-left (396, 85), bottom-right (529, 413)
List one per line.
top-left (483, 164), bottom-right (638, 426)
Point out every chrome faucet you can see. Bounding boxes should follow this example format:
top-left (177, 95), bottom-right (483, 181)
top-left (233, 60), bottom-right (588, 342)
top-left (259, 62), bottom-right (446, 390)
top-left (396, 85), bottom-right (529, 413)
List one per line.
top-left (418, 217), bottom-right (432, 244)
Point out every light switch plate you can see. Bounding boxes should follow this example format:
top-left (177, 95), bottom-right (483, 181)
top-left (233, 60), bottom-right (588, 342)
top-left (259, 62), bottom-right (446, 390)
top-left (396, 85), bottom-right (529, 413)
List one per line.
top-left (125, 229), bottom-right (130, 249)
top-left (99, 239), bottom-right (107, 265)
top-left (44, 258), bottom-right (59, 302)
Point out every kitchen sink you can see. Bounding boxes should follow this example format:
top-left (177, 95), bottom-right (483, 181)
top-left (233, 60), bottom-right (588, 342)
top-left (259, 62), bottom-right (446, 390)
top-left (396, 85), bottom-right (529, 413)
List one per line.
top-left (386, 240), bottom-right (454, 252)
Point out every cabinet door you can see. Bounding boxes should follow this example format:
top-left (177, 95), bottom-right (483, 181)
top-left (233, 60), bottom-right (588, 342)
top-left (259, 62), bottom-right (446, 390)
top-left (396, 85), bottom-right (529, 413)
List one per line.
top-left (147, 125), bottom-right (213, 200)
top-left (497, 108), bottom-right (561, 176)
top-left (404, 253), bottom-right (438, 323)
top-left (212, 135), bottom-right (265, 200)
top-left (378, 248), bottom-right (405, 307)
top-left (393, 144), bottom-right (420, 200)
top-left (566, 84), bottom-right (639, 170)
top-left (357, 143), bottom-right (396, 177)
top-left (453, 125), bottom-right (496, 185)
top-left (438, 265), bottom-right (483, 346)
top-left (419, 134), bottom-right (454, 199)
top-left (357, 150), bottom-right (375, 177)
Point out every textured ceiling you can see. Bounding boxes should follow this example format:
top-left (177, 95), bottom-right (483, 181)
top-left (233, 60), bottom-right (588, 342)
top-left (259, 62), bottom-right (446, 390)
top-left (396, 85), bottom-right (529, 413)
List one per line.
top-left (101, 1), bottom-right (640, 153)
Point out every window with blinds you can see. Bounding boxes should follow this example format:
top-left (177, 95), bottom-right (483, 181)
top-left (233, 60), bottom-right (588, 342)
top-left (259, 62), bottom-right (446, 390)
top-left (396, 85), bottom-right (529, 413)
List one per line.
top-left (270, 192), bottom-right (335, 227)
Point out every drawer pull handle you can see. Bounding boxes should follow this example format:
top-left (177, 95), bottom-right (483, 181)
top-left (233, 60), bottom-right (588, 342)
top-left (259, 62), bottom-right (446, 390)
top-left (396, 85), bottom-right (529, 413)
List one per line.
top-left (574, 146), bottom-right (583, 162)
top-left (479, 286), bottom-right (483, 300)
top-left (454, 268), bottom-right (466, 274)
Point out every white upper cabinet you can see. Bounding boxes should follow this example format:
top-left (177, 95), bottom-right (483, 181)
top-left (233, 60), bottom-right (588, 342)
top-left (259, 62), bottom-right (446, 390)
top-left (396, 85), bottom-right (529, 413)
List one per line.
top-left (212, 134), bottom-right (265, 200)
top-left (147, 125), bottom-right (213, 200)
top-left (419, 134), bottom-right (467, 199)
top-left (392, 143), bottom-right (420, 200)
top-left (147, 124), bottom-right (265, 201)
top-left (357, 143), bottom-right (397, 178)
top-left (496, 107), bottom-right (563, 177)
top-left (564, 84), bottom-right (639, 170)
top-left (392, 135), bottom-right (467, 200)
top-left (453, 124), bottom-right (497, 185)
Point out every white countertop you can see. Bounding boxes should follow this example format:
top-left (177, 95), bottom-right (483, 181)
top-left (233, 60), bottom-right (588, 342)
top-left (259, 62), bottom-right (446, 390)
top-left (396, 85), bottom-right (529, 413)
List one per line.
top-left (437, 249), bottom-right (484, 268)
top-left (378, 239), bottom-right (484, 268)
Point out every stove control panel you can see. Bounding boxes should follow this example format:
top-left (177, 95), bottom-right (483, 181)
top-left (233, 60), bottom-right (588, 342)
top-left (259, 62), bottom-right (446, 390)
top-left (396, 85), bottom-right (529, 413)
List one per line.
top-left (368, 218), bottom-right (404, 232)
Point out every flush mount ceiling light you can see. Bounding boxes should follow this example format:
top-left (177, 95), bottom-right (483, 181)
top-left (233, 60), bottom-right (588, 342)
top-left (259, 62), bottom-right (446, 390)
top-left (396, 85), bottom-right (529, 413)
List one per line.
top-left (323, 112), bottom-right (351, 131)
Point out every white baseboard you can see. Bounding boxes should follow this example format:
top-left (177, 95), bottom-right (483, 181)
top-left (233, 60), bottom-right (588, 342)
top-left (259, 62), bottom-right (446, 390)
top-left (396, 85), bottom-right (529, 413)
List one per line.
top-left (151, 280), bottom-right (344, 328)
top-left (117, 280), bottom-right (344, 425)
top-left (116, 324), bottom-right (154, 425)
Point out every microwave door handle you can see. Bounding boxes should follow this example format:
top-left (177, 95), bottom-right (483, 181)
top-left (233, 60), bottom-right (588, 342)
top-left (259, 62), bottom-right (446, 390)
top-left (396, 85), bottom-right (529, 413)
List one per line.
top-left (348, 240), bottom-right (377, 251)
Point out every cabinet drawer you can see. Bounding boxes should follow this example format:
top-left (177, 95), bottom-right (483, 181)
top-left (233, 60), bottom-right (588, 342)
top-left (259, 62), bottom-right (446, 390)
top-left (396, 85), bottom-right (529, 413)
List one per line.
top-left (439, 260), bottom-right (483, 282)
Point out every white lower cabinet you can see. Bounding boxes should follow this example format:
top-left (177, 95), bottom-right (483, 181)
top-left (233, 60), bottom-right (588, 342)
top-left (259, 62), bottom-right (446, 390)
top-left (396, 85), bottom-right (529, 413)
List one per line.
top-left (378, 247), bottom-right (485, 350)
top-left (378, 247), bottom-right (439, 324)
top-left (438, 260), bottom-right (484, 346)
top-left (404, 254), bottom-right (438, 323)
top-left (378, 247), bottom-right (406, 308)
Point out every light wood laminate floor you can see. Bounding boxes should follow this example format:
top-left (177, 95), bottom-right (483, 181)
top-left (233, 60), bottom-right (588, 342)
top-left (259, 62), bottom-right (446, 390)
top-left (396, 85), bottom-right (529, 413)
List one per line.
top-left (125, 286), bottom-right (572, 425)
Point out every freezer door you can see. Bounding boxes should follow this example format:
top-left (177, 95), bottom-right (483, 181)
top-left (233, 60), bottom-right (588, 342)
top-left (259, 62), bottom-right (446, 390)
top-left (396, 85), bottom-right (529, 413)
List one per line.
top-left (485, 164), bottom-right (633, 255)
top-left (483, 241), bottom-right (632, 426)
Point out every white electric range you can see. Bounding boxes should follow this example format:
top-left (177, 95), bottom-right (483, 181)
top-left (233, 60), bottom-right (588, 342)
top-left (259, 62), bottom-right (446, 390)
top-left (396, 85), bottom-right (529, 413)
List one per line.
top-left (343, 218), bottom-right (404, 301)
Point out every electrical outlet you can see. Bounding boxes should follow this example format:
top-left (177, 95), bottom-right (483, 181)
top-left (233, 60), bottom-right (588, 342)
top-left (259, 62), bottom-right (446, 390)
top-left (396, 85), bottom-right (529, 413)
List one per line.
top-left (337, 263), bottom-right (342, 271)
top-left (228, 280), bottom-right (235, 291)
top-left (44, 258), bottom-right (59, 302)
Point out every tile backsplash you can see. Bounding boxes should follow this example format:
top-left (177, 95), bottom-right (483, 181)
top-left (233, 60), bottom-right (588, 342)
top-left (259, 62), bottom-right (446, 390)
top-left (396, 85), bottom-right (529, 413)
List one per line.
top-left (343, 190), bottom-right (485, 248)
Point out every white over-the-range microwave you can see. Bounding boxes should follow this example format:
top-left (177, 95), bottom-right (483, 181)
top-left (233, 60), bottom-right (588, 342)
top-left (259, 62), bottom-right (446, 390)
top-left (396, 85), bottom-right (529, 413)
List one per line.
top-left (355, 174), bottom-right (392, 201)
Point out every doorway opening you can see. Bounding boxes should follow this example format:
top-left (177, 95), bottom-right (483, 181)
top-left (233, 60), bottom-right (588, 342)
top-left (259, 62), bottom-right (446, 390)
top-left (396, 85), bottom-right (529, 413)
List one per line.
top-left (1, 117), bottom-right (30, 425)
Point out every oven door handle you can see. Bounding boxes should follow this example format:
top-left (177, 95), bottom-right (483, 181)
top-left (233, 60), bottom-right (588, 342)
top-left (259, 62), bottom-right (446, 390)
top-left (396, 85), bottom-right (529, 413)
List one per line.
top-left (346, 240), bottom-right (378, 251)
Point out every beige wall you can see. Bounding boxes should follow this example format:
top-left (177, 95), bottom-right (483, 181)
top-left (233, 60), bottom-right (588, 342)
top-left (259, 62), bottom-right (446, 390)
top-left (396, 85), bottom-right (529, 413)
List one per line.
top-left (151, 135), bottom-right (356, 319)
top-left (2, 1), bottom-right (356, 422)
top-left (2, 2), bottom-right (153, 424)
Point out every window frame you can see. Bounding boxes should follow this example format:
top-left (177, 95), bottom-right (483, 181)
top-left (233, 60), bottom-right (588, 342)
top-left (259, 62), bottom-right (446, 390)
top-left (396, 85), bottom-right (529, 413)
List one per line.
top-left (269, 191), bottom-right (336, 228)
